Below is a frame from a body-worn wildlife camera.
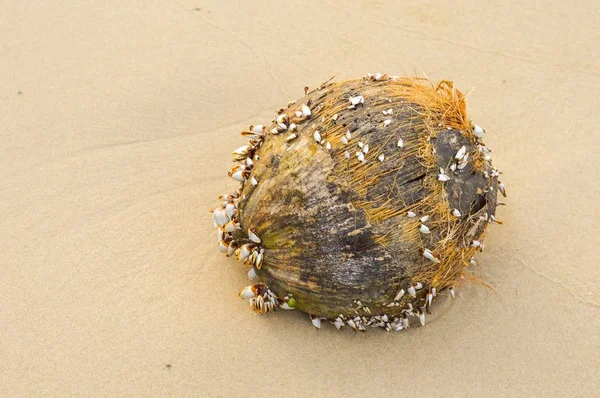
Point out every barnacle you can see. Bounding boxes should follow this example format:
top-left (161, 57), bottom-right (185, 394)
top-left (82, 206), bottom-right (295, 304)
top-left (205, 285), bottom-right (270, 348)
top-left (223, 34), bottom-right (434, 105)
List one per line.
top-left (212, 74), bottom-right (504, 331)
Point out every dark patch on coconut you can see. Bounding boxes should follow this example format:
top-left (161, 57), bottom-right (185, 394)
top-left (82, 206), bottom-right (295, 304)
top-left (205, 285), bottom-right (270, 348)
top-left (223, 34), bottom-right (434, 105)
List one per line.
top-left (433, 129), bottom-right (496, 218)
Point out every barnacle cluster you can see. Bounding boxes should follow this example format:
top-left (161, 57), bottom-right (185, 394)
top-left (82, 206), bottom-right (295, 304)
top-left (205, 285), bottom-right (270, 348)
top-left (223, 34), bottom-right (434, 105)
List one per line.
top-left (211, 73), bottom-right (505, 331)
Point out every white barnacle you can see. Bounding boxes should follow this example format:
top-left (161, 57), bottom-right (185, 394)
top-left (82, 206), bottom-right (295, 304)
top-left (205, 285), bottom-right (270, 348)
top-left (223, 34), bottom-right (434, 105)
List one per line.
top-left (498, 181), bottom-right (507, 197)
top-left (394, 288), bottom-right (405, 301)
top-left (455, 145), bottom-right (467, 160)
top-left (325, 142), bottom-right (331, 150)
top-left (239, 285), bottom-right (256, 299)
top-left (347, 319), bottom-right (357, 330)
top-left (383, 119), bottom-right (392, 127)
top-left (431, 287), bottom-right (436, 297)
top-left (344, 150), bottom-right (350, 159)
top-left (357, 152), bottom-right (365, 163)
top-left (278, 123), bottom-right (287, 131)
top-left (225, 202), bottom-right (236, 218)
top-left (406, 211), bottom-right (417, 218)
top-left (224, 220), bottom-right (239, 233)
top-left (420, 215), bottom-right (430, 223)
top-left (450, 163), bottom-right (457, 171)
top-left (254, 249), bottom-right (264, 269)
top-left (276, 113), bottom-right (288, 125)
top-left (438, 173), bottom-right (450, 182)
top-left (358, 141), bottom-right (364, 148)
top-left (248, 250), bottom-right (259, 267)
top-left (452, 208), bottom-right (462, 217)
top-left (227, 241), bottom-right (237, 257)
top-left (366, 72), bottom-right (386, 81)
top-left (402, 317), bottom-right (409, 329)
top-left (356, 318), bottom-right (367, 331)
top-left (449, 287), bottom-right (455, 299)
top-left (285, 133), bottom-right (297, 142)
top-left (313, 130), bottom-right (322, 143)
top-left (232, 145), bottom-right (250, 157)
top-left (471, 240), bottom-right (481, 248)
top-left (333, 316), bottom-right (344, 330)
top-left (310, 315), bottom-right (321, 329)
top-left (289, 123), bottom-right (297, 132)
top-left (278, 302), bottom-right (292, 310)
top-left (251, 176), bottom-right (258, 186)
top-left (345, 130), bottom-right (351, 140)
top-left (349, 95), bottom-right (365, 106)
top-left (341, 135), bottom-right (348, 145)
top-left (423, 249), bottom-right (441, 263)
top-left (332, 113), bottom-right (338, 121)
top-left (301, 104), bottom-right (311, 117)
top-left (270, 127), bottom-right (281, 135)
top-left (378, 153), bottom-right (385, 162)
top-left (419, 224), bottom-right (430, 234)
top-left (217, 227), bottom-right (224, 242)
top-left (408, 285), bottom-right (416, 298)
top-left (229, 167), bottom-right (246, 182)
top-left (415, 282), bottom-right (423, 290)
top-left (238, 244), bottom-right (254, 261)
top-left (247, 268), bottom-right (257, 280)
top-left (419, 311), bottom-right (426, 326)
top-left (426, 293), bottom-right (432, 307)
top-left (248, 228), bottom-right (261, 243)
top-left (363, 144), bottom-right (369, 154)
top-left (457, 156), bottom-right (469, 170)
top-left (218, 240), bottom-right (228, 253)
top-left (295, 110), bottom-right (303, 118)
top-left (252, 125), bottom-right (264, 134)
top-left (213, 209), bottom-right (229, 226)
top-left (473, 125), bottom-right (485, 138)
top-left (397, 138), bottom-right (404, 148)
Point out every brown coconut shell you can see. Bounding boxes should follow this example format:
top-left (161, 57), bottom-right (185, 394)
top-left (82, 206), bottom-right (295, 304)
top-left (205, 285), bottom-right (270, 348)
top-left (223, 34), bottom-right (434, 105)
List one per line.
top-left (214, 75), bottom-right (502, 330)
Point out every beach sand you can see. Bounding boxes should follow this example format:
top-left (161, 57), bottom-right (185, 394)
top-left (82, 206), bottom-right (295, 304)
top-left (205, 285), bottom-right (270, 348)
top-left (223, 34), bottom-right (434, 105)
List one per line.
top-left (1, 1), bottom-right (598, 396)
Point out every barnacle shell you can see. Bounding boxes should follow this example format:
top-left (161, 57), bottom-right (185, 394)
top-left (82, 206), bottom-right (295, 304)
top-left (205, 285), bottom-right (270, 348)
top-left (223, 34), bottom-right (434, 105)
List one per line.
top-left (214, 75), bottom-right (502, 329)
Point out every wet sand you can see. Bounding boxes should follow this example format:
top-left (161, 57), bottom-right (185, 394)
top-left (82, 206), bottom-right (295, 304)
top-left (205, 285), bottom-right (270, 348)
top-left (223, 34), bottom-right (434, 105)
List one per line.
top-left (1, 1), bottom-right (598, 396)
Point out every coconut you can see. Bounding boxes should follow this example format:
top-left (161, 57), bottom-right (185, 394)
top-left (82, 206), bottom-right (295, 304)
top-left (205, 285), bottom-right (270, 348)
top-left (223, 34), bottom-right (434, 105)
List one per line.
top-left (212, 74), bottom-right (504, 331)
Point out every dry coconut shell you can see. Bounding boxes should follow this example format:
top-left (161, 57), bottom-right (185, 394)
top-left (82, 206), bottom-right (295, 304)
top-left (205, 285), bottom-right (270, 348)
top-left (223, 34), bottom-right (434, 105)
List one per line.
top-left (212, 74), bottom-right (505, 331)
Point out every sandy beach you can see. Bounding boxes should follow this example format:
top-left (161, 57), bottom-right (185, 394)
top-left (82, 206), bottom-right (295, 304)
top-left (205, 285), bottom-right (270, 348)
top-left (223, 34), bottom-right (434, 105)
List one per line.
top-left (1, 1), bottom-right (598, 396)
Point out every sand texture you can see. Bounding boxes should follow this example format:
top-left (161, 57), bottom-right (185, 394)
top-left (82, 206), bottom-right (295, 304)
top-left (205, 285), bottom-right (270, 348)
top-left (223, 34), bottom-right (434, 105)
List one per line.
top-left (1, 1), bottom-right (598, 396)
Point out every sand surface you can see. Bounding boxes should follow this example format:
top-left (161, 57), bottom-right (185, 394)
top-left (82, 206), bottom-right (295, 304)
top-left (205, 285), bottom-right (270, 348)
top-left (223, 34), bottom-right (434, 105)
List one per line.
top-left (1, 1), bottom-right (599, 396)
